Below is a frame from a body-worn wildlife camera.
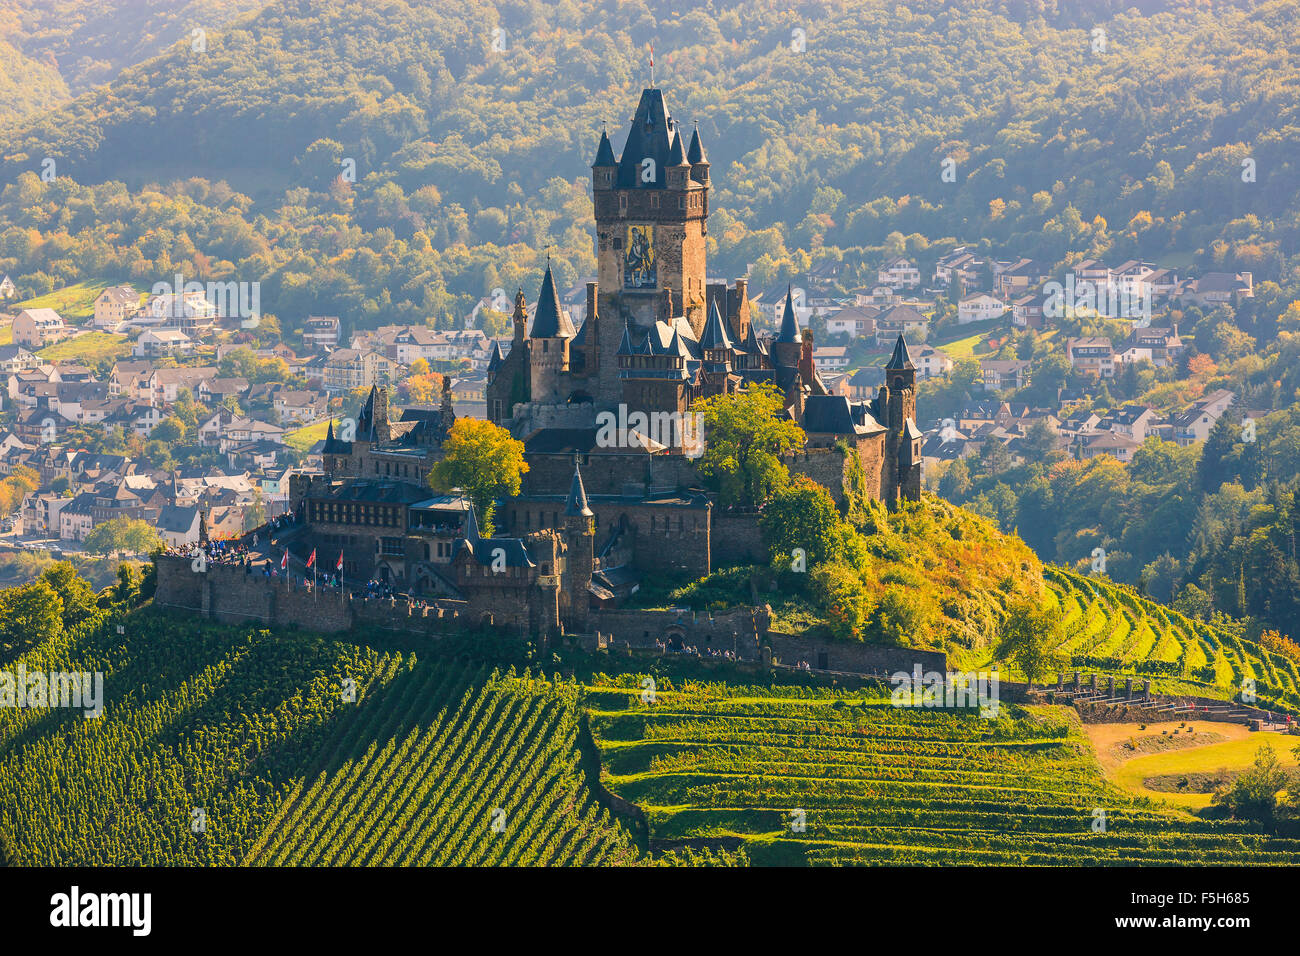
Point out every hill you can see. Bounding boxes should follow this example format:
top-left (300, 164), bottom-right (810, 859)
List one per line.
top-left (0, 0), bottom-right (1297, 328)
top-left (0, 1), bottom-right (265, 123)
top-left (0, 606), bottom-right (637, 865)
top-left (588, 677), bottom-right (1300, 864)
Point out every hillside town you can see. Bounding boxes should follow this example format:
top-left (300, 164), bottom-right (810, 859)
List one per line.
top-left (0, 239), bottom-right (1258, 565)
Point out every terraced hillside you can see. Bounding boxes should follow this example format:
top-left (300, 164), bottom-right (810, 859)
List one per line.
top-left (246, 663), bottom-right (637, 866)
top-left (0, 608), bottom-right (636, 866)
top-left (1040, 568), bottom-right (1300, 711)
top-left (588, 678), bottom-right (1300, 865)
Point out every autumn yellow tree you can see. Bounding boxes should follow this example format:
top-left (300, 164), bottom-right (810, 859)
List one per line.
top-left (428, 418), bottom-right (528, 536)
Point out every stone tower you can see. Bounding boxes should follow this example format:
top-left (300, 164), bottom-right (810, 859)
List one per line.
top-left (592, 88), bottom-right (710, 335)
top-left (528, 263), bottom-right (574, 404)
top-left (561, 460), bottom-right (595, 631)
top-left (880, 335), bottom-right (921, 505)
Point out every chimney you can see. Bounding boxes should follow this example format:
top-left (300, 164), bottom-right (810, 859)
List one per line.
top-left (800, 329), bottom-right (815, 384)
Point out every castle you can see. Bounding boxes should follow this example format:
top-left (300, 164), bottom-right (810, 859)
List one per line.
top-left (276, 85), bottom-right (923, 639)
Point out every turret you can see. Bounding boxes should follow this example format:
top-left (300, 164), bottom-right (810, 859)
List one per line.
top-left (772, 283), bottom-right (803, 369)
top-left (528, 263), bottom-right (574, 402)
top-left (591, 126), bottom-right (616, 193)
top-left (562, 460), bottom-right (595, 630)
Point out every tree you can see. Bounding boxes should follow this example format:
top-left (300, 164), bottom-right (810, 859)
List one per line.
top-left (810, 561), bottom-right (872, 641)
top-left (873, 584), bottom-right (938, 645)
top-left (84, 518), bottom-right (164, 556)
top-left (1212, 743), bottom-right (1291, 821)
top-left (0, 580), bottom-right (64, 652)
top-left (995, 598), bottom-right (1066, 685)
top-left (760, 476), bottom-right (845, 569)
top-left (428, 418), bottom-right (528, 536)
top-left (693, 382), bottom-right (806, 509)
top-left (39, 562), bottom-right (96, 627)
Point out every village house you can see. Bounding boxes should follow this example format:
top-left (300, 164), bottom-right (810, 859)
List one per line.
top-left (957, 293), bottom-right (1007, 325)
top-left (824, 305), bottom-right (879, 339)
top-left (877, 256), bottom-right (921, 290)
top-left (134, 328), bottom-right (193, 358)
top-left (933, 247), bottom-right (986, 289)
top-left (979, 359), bottom-right (1031, 392)
top-left (812, 345), bottom-right (849, 370)
top-left (1100, 405), bottom-right (1159, 442)
top-left (93, 286), bottom-right (140, 328)
top-left (1011, 292), bottom-right (1050, 330)
top-left (0, 344), bottom-right (39, 374)
top-left (874, 304), bottom-right (930, 343)
top-left (0, 275), bottom-right (16, 300)
top-left (1173, 389), bottom-right (1235, 445)
top-left (322, 348), bottom-right (396, 392)
top-left (915, 345), bottom-right (953, 380)
top-left (12, 308), bottom-right (70, 348)
top-left (148, 366), bottom-right (218, 404)
top-left (994, 259), bottom-right (1048, 300)
top-left (1066, 337), bottom-right (1115, 377)
top-left (302, 315), bottom-right (341, 351)
top-left (1174, 272), bottom-right (1254, 308)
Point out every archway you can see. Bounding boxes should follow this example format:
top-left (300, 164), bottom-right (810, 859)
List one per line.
top-left (663, 627), bottom-right (687, 651)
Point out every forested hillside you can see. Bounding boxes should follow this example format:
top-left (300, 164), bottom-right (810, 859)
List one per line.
top-left (0, 0), bottom-right (265, 122)
top-left (0, 0), bottom-right (1296, 334)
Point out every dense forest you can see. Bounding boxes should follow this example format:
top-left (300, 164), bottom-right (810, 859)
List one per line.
top-left (0, 0), bottom-right (265, 121)
top-left (0, 0), bottom-right (1297, 337)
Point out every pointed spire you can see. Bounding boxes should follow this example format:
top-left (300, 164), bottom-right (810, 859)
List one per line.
top-left (464, 498), bottom-right (480, 542)
top-left (687, 123), bottom-right (707, 164)
top-left (668, 128), bottom-right (686, 167)
top-left (592, 127), bottom-right (616, 167)
top-left (564, 460), bottom-right (594, 518)
top-left (776, 284), bottom-right (802, 343)
top-left (326, 418), bottom-right (335, 442)
top-left (486, 340), bottom-right (503, 374)
top-left (616, 324), bottom-right (636, 356)
top-left (886, 334), bottom-right (915, 371)
top-left (700, 299), bottom-right (734, 350)
top-left (529, 263), bottom-right (575, 339)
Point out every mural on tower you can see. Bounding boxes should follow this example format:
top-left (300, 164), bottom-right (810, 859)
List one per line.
top-left (624, 224), bottom-right (656, 289)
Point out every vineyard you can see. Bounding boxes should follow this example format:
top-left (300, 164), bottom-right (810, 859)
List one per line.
top-left (1039, 568), bottom-right (1300, 711)
top-left (0, 609), bottom-right (636, 866)
top-left (588, 677), bottom-right (1300, 865)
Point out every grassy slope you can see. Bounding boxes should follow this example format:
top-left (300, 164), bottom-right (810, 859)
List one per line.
top-left (589, 678), bottom-right (1300, 865)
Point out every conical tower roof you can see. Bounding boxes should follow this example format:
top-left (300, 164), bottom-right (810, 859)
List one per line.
top-left (776, 284), bottom-right (802, 344)
top-left (530, 263), bottom-right (575, 339)
top-left (886, 334), bottom-right (915, 371)
top-left (564, 461), bottom-right (594, 517)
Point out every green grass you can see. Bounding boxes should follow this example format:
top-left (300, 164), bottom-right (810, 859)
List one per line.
top-left (284, 418), bottom-right (331, 452)
top-left (1112, 733), bottom-right (1299, 809)
top-left (589, 679), bottom-right (1300, 864)
top-left (10, 279), bottom-right (139, 322)
top-left (36, 331), bottom-right (131, 364)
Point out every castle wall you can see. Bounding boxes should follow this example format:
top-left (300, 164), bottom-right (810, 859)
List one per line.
top-left (711, 513), bottom-right (765, 566)
top-left (764, 632), bottom-right (948, 675)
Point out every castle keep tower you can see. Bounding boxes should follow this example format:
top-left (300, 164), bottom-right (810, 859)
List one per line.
top-left (593, 89), bottom-right (710, 335)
